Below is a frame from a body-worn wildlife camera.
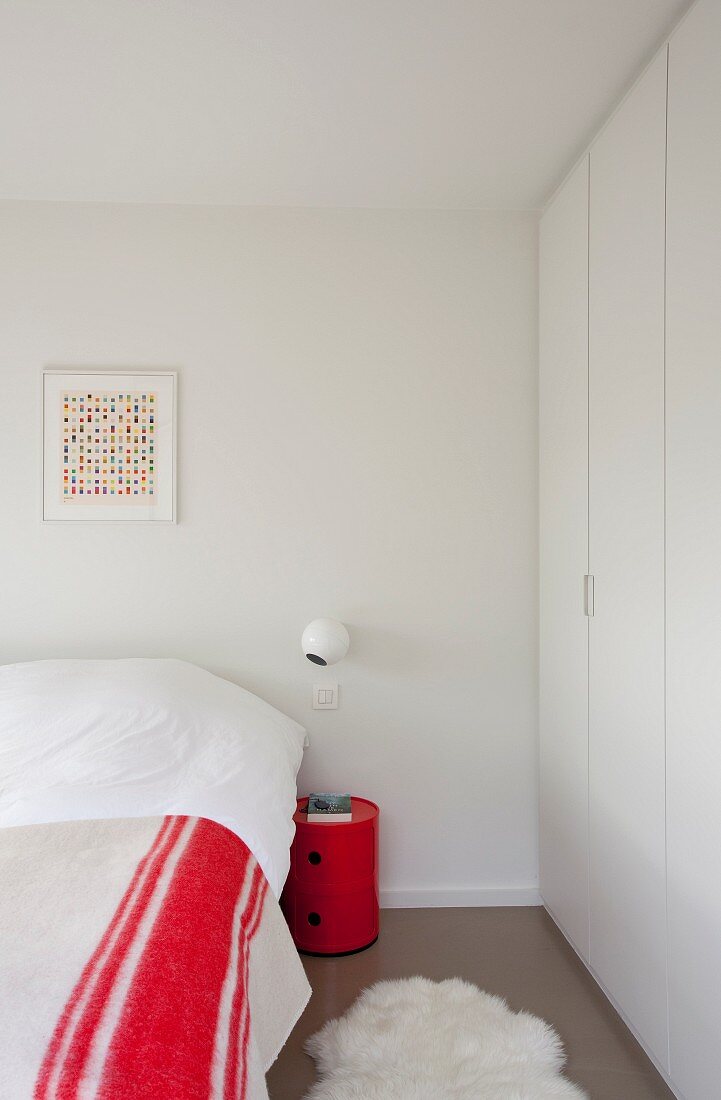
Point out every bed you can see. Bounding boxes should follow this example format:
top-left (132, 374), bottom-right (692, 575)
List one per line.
top-left (0, 659), bottom-right (311, 1099)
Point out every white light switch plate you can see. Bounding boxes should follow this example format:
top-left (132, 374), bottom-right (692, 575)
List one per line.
top-left (313, 683), bottom-right (339, 709)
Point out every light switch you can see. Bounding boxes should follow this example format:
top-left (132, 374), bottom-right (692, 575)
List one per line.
top-left (313, 683), bottom-right (338, 710)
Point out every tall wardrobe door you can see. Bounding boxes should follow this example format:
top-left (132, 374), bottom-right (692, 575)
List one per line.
top-left (588, 48), bottom-right (668, 1066)
top-left (539, 157), bottom-right (589, 961)
top-left (666, 1), bottom-right (721, 1095)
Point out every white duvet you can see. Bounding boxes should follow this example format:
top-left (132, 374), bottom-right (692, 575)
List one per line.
top-left (0, 658), bottom-right (306, 897)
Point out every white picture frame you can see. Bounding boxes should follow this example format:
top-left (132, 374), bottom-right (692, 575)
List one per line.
top-left (42, 370), bottom-right (177, 523)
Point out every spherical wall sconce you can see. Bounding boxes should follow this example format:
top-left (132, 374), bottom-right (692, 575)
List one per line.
top-left (302, 619), bottom-right (350, 666)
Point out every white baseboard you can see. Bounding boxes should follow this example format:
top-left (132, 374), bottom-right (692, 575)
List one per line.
top-left (380, 886), bottom-right (541, 908)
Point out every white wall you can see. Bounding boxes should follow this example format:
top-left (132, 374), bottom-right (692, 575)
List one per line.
top-left (0, 202), bottom-right (539, 905)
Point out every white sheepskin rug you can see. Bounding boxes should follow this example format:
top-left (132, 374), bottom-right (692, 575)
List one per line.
top-left (303, 977), bottom-right (588, 1099)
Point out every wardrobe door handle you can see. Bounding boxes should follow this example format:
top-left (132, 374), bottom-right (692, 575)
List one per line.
top-left (584, 574), bottom-right (595, 617)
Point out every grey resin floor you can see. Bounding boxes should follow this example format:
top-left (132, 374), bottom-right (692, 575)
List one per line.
top-left (267, 907), bottom-right (674, 1100)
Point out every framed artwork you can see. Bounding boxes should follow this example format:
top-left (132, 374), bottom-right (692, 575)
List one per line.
top-left (42, 370), bottom-right (177, 523)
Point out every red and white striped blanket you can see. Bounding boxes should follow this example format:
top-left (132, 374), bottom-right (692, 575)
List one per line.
top-left (0, 815), bottom-right (310, 1099)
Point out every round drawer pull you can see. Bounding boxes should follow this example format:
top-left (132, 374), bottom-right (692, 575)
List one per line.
top-left (307, 912), bottom-right (322, 926)
top-left (308, 851), bottom-right (322, 865)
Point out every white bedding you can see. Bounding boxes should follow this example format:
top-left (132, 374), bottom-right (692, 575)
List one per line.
top-left (0, 658), bottom-right (306, 897)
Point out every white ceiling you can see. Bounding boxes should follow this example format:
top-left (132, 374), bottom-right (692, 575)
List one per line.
top-left (0, 0), bottom-right (691, 209)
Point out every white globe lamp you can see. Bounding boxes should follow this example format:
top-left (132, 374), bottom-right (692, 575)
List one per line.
top-left (302, 618), bottom-right (350, 667)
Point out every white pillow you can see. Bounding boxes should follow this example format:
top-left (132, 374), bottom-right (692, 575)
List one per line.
top-left (0, 658), bottom-right (306, 897)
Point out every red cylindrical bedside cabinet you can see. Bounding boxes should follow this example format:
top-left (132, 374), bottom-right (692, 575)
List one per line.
top-left (281, 796), bottom-right (379, 956)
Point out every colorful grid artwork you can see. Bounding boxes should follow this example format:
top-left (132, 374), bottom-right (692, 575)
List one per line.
top-left (61, 391), bottom-right (156, 501)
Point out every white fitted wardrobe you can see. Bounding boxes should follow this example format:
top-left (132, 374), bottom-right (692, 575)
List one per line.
top-left (539, 2), bottom-right (721, 1097)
